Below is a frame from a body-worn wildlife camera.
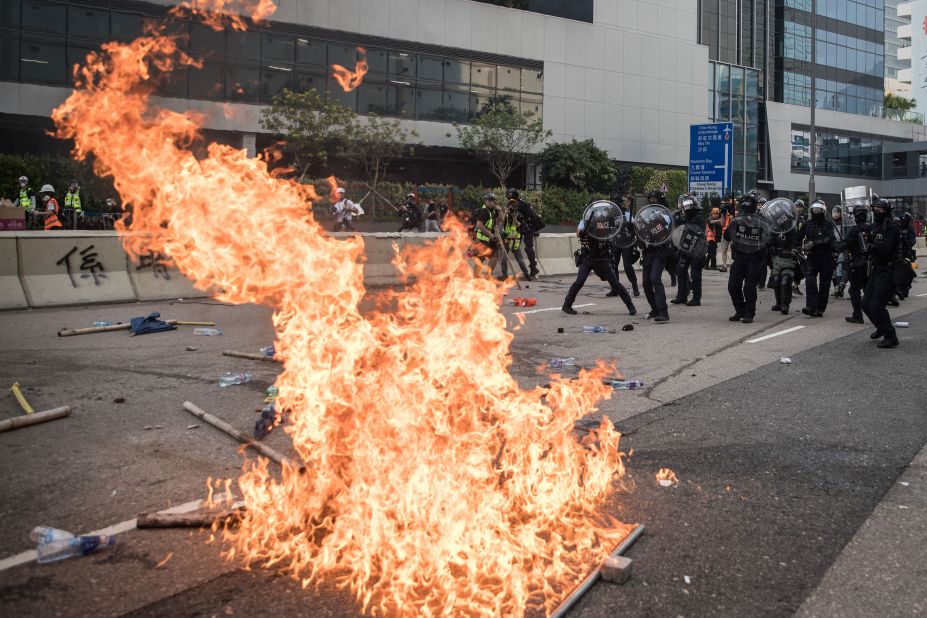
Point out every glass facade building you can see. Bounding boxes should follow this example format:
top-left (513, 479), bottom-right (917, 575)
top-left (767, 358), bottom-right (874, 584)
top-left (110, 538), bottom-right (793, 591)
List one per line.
top-left (884, 0), bottom-right (908, 81)
top-left (790, 127), bottom-right (887, 177)
top-left (0, 0), bottom-right (543, 124)
top-left (469, 0), bottom-right (593, 23)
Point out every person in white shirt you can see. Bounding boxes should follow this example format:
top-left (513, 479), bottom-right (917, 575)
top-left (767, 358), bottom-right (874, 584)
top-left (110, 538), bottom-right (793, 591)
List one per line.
top-left (331, 187), bottom-right (363, 232)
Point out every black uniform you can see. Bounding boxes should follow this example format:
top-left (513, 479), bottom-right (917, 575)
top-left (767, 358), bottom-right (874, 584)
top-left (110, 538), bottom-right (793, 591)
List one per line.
top-left (724, 211), bottom-right (767, 322)
top-left (610, 212), bottom-right (640, 296)
top-left (862, 217), bottom-right (901, 345)
top-left (768, 228), bottom-right (801, 314)
top-left (895, 222), bottom-right (917, 299)
top-left (799, 216), bottom-right (837, 315)
top-left (515, 199), bottom-right (544, 277)
top-left (641, 242), bottom-right (671, 320)
top-left (398, 202), bottom-right (421, 232)
top-left (673, 210), bottom-right (706, 304)
top-left (844, 221), bottom-right (870, 322)
top-left (563, 233), bottom-right (635, 314)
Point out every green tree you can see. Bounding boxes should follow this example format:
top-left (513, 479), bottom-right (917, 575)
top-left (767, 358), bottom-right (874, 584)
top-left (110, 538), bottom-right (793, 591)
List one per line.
top-left (537, 139), bottom-right (617, 191)
top-left (454, 102), bottom-right (551, 188)
top-left (884, 92), bottom-right (917, 112)
top-left (260, 88), bottom-right (357, 181)
top-left (347, 114), bottom-right (419, 217)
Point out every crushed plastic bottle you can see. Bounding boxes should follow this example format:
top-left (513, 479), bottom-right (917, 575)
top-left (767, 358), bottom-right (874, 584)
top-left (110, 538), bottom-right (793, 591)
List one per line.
top-left (33, 528), bottom-right (115, 564)
top-left (582, 325), bottom-right (608, 333)
top-left (218, 372), bottom-right (252, 387)
top-left (193, 328), bottom-right (223, 336)
top-left (548, 358), bottom-right (576, 368)
top-left (259, 344), bottom-right (275, 357)
top-left (604, 379), bottom-right (644, 390)
top-left (254, 403), bottom-right (276, 440)
top-left (92, 321), bottom-right (113, 327)
top-left (263, 385), bottom-right (279, 403)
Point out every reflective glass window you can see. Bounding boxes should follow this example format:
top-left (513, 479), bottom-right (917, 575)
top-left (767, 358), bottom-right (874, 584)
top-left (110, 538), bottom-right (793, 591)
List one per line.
top-left (68, 6), bottom-right (109, 40)
top-left (469, 86), bottom-right (495, 119)
top-left (261, 64), bottom-right (293, 101)
top-left (445, 58), bottom-right (470, 84)
top-left (387, 81), bottom-right (414, 117)
top-left (389, 51), bottom-right (414, 77)
top-left (66, 43), bottom-right (94, 85)
top-left (364, 48), bottom-right (388, 75)
top-left (262, 33), bottom-right (294, 62)
top-left (294, 65), bottom-right (325, 94)
top-left (20, 34), bottom-right (65, 84)
top-left (444, 84), bottom-right (469, 123)
top-left (111, 12), bottom-right (144, 42)
top-left (330, 43), bottom-right (360, 69)
top-left (154, 64), bottom-right (187, 98)
top-left (228, 30), bottom-right (260, 59)
top-left (22, 1), bottom-right (66, 34)
top-left (415, 82), bottom-right (444, 121)
top-left (188, 62), bottom-right (225, 99)
top-left (522, 68), bottom-right (542, 93)
top-left (417, 55), bottom-right (443, 81)
top-left (357, 75), bottom-right (389, 114)
top-left (295, 38), bottom-right (325, 66)
top-left (328, 74), bottom-right (357, 110)
top-left (0, 33), bottom-right (19, 80)
top-left (0, 2), bottom-right (20, 29)
top-left (520, 93), bottom-right (542, 117)
top-left (497, 66), bottom-right (520, 91)
top-left (471, 63), bottom-right (496, 88)
top-left (189, 23), bottom-right (225, 59)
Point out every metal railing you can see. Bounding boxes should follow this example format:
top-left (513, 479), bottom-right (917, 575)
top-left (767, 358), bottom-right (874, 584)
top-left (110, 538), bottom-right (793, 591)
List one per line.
top-left (879, 107), bottom-right (925, 125)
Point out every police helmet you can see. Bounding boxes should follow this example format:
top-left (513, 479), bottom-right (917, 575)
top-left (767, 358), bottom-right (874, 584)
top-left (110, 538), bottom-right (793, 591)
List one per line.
top-left (506, 188), bottom-right (519, 200)
top-left (831, 206), bottom-right (842, 218)
top-left (900, 212), bottom-right (912, 226)
top-left (809, 200), bottom-right (827, 215)
top-left (678, 194), bottom-right (701, 211)
top-left (794, 199), bottom-right (805, 208)
top-left (18, 175), bottom-right (28, 184)
top-left (852, 204), bottom-right (869, 222)
top-left (647, 189), bottom-right (665, 204)
top-left (739, 192), bottom-right (758, 214)
top-left (406, 193), bottom-right (416, 200)
top-left (483, 192), bottom-right (497, 202)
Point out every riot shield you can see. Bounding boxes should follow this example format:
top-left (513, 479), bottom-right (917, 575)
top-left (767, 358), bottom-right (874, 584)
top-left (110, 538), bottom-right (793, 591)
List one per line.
top-left (760, 198), bottom-right (797, 235)
top-left (634, 204), bottom-right (674, 246)
top-left (730, 213), bottom-right (770, 253)
top-left (580, 200), bottom-right (624, 241)
top-left (671, 223), bottom-right (707, 258)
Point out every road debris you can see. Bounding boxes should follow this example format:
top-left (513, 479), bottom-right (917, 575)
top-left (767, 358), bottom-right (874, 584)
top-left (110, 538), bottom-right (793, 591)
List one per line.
top-left (187, 424), bottom-right (200, 430)
top-left (0, 406), bottom-right (71, 433)
top-left (656, 468), bottom-right (679, 487)
top-left (780, 357), bottom-right (792, 364)
top-left (600, 555), bottom-right (633, 584)
top-left (222, 350), bottom-right (281, 363)
top-left (113, 397), bottom-right (125, 403)
top-left (183, 401), bottom-right (295, 468)
top-left (31, 526), bottom-right (115, 564)
top-left (10, 382), bottom-right (34, 415)
top-left (186, 346), bottom-right (198, 352)
top-left (137, 505), bottom-right (244, 529)
top-left (154, 552), bottom-right (174, 569)
top-left (58, 319), bottom-right (216, 337)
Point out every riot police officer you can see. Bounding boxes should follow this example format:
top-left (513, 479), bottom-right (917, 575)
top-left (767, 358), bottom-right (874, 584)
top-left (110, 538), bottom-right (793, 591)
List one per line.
top-left (507, 188), bottom-right (544, 279)
top-left (768, 218), bottom-right (801, 315)
top-left (724, 191), bottom-right (768, 324)
top-left (799, 200), bottom-right (837, 317)
top-left (609, 193), bottom-right (641, 297)
top-left (844, 202), bottom-right (871, 324)
top-left (638, 190), bottom-right (673, 323)
top-left (670, 194), bottom-right (706, 306)
top-left (563, 201), bottom-right (637, 316)
top-left (862, 199), bottom-right (901, 348)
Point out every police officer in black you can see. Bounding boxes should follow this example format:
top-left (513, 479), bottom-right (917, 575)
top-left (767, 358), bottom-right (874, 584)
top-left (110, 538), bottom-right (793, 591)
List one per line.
top-left (768, 219), bottom-right (801, 315)
top-left (639, 190), bottom-right (672, 323)
top-left (844, 202), bottom-right (871, 324)
top-left (670, 194), bottom-right (706, 306)
top-left (563, 202), bottom-right (637, 316)
top-left (610, 193), bottom-right (641, 297)
top-left (507, 188), bottom-right (544, 279)
top-left (862, 199), bottom-right (901, 348)
top-left (724, 191), bottom-right (767, 324)
top-left (799, 200), bottom-right (836, 317)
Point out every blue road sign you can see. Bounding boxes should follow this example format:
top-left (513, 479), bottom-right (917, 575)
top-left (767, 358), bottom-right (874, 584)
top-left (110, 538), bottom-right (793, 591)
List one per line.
top-left (688, 123), bottom-right (734, 198)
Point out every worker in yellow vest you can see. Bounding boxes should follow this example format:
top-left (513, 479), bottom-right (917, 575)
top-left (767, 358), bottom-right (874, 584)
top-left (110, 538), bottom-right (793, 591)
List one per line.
top-left (473, 192), bottom-right (502, 277)
top-left (15, 176), bottom-right (36, 211)
top-left (64, 179), bottom-right (82, 212)
top-left (37, 185), bottom-right (63, 231)
top-left (499, 198), bottom-right (532, 280)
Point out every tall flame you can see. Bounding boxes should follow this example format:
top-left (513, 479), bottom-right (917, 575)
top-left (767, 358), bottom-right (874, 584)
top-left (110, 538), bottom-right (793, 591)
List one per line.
top-left (51, 3), bottom-right (631, 615)
top-left (332, 47), bottom-right (369, 92)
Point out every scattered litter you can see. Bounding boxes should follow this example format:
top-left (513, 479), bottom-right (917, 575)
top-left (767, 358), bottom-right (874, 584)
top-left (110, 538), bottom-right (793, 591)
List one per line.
top-left (894, 321), bottom-right (909, 328)
top-left (259, 344), bottom-right (275, 357)
top-left (899, 505), bottom-right (910, 509)
top-left (511, 297), bottom-right (537, 307)
top-left (193, 327), bottom-right (223, 336)
top-left (186, 346), bottom-right (198, 352)
top-left (608, 328), bottom-right (617, 333)
top-left (656, 468), bottom-right (679, 487)
top-left (111, 489), bottom-right (117, 496)
top-left (218, 372), bottom-right (252, 388)
top-left (31, 526), bottom-right (115, 564)
top-left (10, 382), bottom-right (34, 415)
top-left (604, 379), bottom-right (644, 391)
top-left (780, 357), bottom-right (792, 364)
top-left (144, 426), bottom-right (153, 430)
top-left (264, 386), bottom-right (279, 403)
top-left (900, 481), bottom-right (910, 487)
top-left (92, 321), bottom-right (113, 327)
top-left (684, 575), bottom-right (691, 585)
top-left (187, 424), bottom-right (200, 430)
top-left (557, 327), bottom-right (565, 334)
top-left (549, 358), bottom-right (576, 368)
top-left (582, 325), bottom-right (608, 333)
top-left (137, 506), bottom-right (244, 529)
top-left (622, 324), bottom-right (634, 331)
top-left (113, 397), bottom-right (125, 404)
top-left (581, 311), bottom-right (591, 315)
top-left (254, 402), bottom-right (289, 440)
top-left (601, 555), bottom-right (633, 584)
top-left (154, 552), bottom-right (174, 569)
top-left (129, 312), bottom-right (176, 336)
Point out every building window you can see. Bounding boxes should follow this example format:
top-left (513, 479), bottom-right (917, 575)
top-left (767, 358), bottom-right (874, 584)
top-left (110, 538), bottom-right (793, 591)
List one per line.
top-left (790, 126), bottom-right (884, 178)
top-left (468, 0), bottom-right (593, 23)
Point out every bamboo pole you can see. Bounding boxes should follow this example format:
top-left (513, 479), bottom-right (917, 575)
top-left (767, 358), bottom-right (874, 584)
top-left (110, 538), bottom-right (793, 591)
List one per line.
top-left (10, 383), bottom-right (34, 415)
top-left (136, 507), bottom-right (244, 529)
top-left (182, 401), bottom-right (294, 467)
top-left (0, 406), bottom-right (71, 433)
top-left (58, 320), bottom-right (216, 337)
top-left (222, 350), bottom-right (281, 363)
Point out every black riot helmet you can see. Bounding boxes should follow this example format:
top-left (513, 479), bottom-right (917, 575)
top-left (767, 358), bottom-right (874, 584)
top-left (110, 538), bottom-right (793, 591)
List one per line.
top-left (900, 212), bottom-right (912, 228)
top-left (872, 198), bottom-right (892, 225)
top-left (647, 189), bottom-right (666, 205)
top-left (678, 194), bottom-right (701, 212)
top-left (580, 200), bottom-right (624, 241)
top-left (739, 191), bottom-right (759, 214)
top-left (506, 188), bottom-right (519, 200)
top-left (852, 204), bottom-right (869, 224)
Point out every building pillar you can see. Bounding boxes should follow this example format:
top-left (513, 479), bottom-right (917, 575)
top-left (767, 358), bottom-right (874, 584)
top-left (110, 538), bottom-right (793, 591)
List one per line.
top-left (242, 132), bottom-right (257, 157)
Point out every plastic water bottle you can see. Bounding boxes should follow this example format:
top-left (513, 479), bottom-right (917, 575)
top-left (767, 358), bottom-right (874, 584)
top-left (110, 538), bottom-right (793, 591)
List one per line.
top-left (582, 325), bottom-right (608, 334)
top-left (193, 328), bottom-right (222, 336)
top-left (254, 403), bottom-right (276, 440)
top-left (606, 379), bottom-right (644, 390)
top-left (36, 534), bottom-right (116, 564)
top-left (259, 344), bottom-right (275, 357)
top-left (264, 385), bottom-right (279, 399)
top-left (30, 526), bottom-right (73, 544)
top-left (219, 372), bottom-right (252, 387)
top-left (92, 321), bottom-right (113, 327)
top-left (549, 358), bottom-right (576, 368)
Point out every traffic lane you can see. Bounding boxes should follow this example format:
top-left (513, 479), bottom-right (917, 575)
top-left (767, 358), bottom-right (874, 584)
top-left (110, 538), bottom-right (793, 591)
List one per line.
top-left (0, 300), bottom-right (282, 554)
top-left (572, 308), bottom-right (927, 618)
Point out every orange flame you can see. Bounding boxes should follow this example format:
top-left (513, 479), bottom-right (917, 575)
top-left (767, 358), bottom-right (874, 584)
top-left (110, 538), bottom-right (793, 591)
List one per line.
top-left (332, 47), bottom-right (369, 92)
top-left (51, 4), bottom-right (631, 615)
top-left (656, 468), bottom-right (679, 487)
top-left (171, 0), bottom-right (276, 31)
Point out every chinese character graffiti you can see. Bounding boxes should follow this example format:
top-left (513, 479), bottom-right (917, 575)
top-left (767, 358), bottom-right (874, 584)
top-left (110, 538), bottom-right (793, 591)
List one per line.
top-left (56, 245), bottom-right (108, 287)
top-left (136, 250), bottom-right (172, 280)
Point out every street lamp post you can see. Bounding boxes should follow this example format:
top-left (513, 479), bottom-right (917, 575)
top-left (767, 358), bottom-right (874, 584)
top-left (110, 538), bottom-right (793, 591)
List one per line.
top-left (808, 0), bottom-right (817, 202)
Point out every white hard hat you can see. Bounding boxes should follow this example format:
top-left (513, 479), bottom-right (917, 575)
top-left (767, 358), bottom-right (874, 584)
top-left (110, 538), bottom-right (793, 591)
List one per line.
top-left (18, 176), bottom-right (27, 182)
top-left (335, 187), bottom-right (346, 194)
top-left (40, 184), bottom-right (55, 193)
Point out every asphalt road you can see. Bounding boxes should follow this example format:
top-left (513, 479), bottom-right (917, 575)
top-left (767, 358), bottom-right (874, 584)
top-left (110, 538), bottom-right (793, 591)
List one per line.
top-left (0, 270), bottom-right (925, 617)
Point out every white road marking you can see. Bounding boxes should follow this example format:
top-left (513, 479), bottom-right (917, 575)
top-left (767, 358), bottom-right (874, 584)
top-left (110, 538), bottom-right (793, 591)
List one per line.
top-left (747, 325), bottom-right (806, 344)
top-left (0, 494), bottom-right (227, 573)
top-left (917, 293), bottom-right (927, 297)
top-left (514, 303), bottom-right (595, 315)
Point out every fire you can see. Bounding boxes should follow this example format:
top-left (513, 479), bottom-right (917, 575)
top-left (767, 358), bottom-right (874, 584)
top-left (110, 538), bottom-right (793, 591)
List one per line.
top-left (332, 47), bottom-right (369, 92)
top-left (51, 2), bottom-right (632, 615)
top-left (656, 468), bottom-right (678, 487)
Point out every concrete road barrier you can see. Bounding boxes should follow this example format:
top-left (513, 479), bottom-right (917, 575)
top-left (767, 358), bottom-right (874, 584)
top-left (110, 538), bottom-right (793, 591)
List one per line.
top-left (0, 236), bottom-right (28, 309)
top-left (16, 231), bottom-right (137, 307)
top-left (535, 234), bottom-right (577, 276)
top-left (126, 247), bottom-right (206, 302)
